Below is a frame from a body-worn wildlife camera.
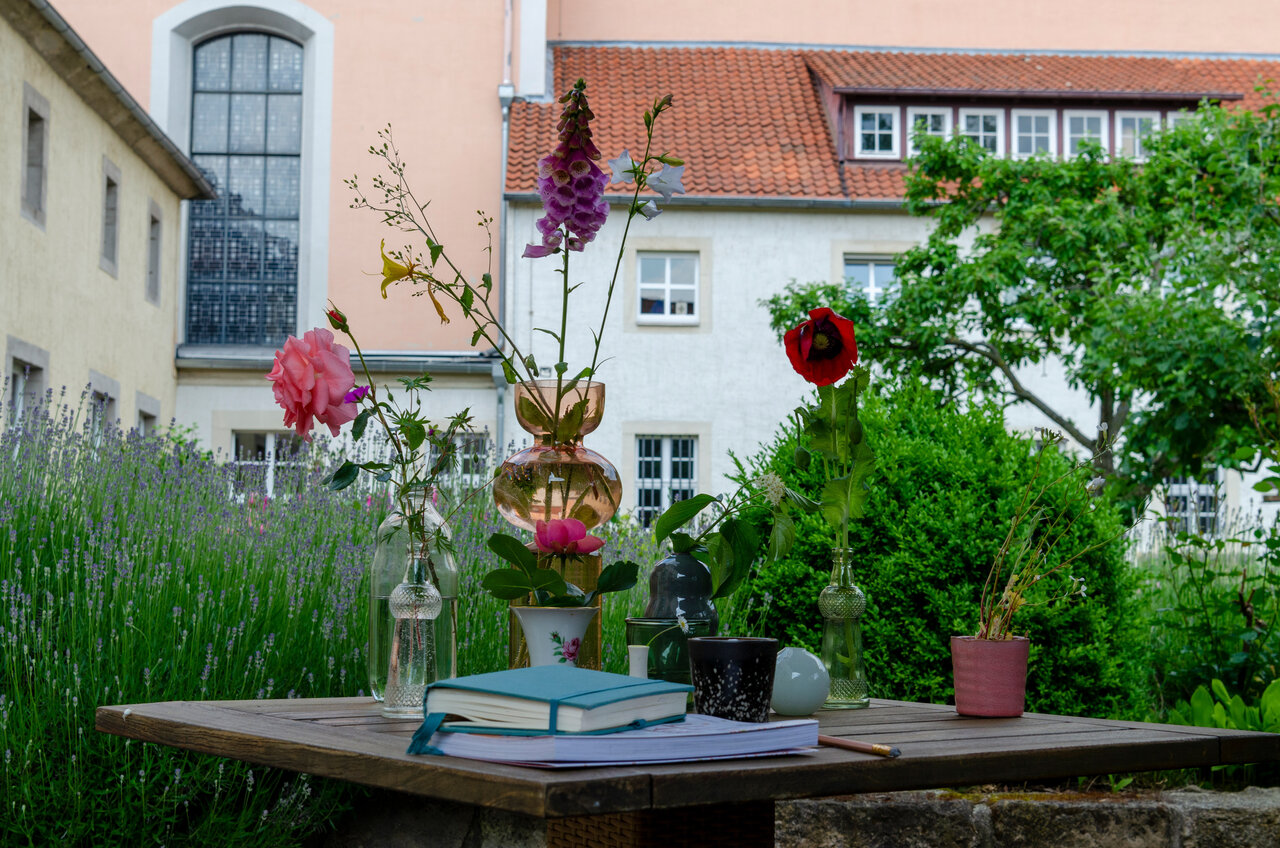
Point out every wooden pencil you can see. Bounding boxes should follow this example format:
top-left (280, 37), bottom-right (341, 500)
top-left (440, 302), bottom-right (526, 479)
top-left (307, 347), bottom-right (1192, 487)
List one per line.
top-left (818, 734), bottom-right (901, 758)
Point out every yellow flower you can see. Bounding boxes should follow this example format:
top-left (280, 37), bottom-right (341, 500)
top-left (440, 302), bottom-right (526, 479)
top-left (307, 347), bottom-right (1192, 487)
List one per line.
top-left (375, 239), bottom-right (449, 324)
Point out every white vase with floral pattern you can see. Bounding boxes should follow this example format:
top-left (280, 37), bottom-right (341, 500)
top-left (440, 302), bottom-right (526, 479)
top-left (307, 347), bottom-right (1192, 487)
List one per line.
top-left (512, 606), bottom-right (598, 667)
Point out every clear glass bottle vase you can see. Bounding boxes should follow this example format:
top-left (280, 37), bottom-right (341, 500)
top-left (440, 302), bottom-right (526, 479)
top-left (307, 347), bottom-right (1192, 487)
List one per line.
top-left (381, 547), bottom-right (442, 718)
top-left (368, 491), bottom-right (458, 702)
top-left (818, 547), bottom-right (870, 709)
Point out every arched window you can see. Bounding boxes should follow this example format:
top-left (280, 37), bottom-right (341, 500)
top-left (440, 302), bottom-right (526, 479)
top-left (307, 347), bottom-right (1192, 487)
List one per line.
top-left (186, 32), bottom-right (302, 345)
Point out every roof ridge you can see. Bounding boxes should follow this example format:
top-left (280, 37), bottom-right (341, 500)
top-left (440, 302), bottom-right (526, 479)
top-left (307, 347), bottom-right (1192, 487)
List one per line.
top-left (551, 41), bottom-right (1280, 64)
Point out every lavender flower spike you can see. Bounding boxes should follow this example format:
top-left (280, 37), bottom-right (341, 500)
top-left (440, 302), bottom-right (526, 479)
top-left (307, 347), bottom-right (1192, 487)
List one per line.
top-left (523, 79), bottom-right (609, 258)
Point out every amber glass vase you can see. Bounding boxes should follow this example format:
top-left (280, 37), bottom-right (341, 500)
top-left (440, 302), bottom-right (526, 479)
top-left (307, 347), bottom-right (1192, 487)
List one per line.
top-left (492, 380), bottom-right (622, 530)
top-left (497, 380), bottom-right (619, 670)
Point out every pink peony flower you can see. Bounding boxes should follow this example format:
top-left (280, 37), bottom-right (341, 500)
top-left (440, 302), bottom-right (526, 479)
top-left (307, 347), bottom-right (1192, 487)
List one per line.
top-left (534, 518), bottom-right (605, 556)
top-left (561, 637), bottom-right (581, 663)
top-left (266, 327), bottom-right (358, 441)
top-left (523, 80), bottom-right (609, 258)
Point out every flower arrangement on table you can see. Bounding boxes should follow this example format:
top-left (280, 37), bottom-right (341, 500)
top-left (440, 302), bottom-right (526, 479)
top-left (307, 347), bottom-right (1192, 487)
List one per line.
top-left (780, 306), bottom-right (876, 708)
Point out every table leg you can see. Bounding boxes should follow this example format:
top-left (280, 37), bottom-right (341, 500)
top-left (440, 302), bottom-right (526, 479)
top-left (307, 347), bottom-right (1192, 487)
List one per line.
top-left (547, 800), bottom-right (775, 848)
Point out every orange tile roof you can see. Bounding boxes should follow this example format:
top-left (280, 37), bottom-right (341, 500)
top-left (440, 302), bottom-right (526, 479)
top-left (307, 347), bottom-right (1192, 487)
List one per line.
top-left (506, 46), bottom-right (1280, 204)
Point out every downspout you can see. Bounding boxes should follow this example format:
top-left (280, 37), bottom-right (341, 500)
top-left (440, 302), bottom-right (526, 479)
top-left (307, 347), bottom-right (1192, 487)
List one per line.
top-left (494, 0), bottom-right (516, 457)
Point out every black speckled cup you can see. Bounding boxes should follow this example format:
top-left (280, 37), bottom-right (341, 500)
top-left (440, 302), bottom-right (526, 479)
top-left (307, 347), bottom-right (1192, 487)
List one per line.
top-left (687, 637), bottom-right (779, 723)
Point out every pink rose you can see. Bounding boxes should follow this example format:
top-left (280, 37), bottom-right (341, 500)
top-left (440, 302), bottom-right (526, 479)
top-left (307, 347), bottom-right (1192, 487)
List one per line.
top-left (561, 637), bottom-right (581, 663)
top-left (534, 518), bottom-right (604, 556)
top-left (266, 328), bottom-right (358, 441)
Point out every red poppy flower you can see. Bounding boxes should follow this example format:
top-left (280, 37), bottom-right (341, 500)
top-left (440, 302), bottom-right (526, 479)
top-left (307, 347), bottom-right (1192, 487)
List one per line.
top-left (784, 308), bottom-right (858, 386)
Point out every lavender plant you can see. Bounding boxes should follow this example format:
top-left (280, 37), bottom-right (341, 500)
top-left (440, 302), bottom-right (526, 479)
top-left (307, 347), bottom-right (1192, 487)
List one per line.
top-left (0, 392), bottom-right (367, 845)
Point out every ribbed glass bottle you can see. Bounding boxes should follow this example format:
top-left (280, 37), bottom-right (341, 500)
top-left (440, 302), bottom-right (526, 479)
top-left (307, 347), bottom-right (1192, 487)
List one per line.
top-left (818, 547), bottom-right (870, 709)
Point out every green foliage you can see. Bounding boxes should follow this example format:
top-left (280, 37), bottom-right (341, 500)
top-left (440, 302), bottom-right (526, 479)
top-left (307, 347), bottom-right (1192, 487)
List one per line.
top-left (1140, 527), bottom-right (1280, 708)
top-left (1168, 678), bottom-right (1280, 782)
top-left (745, 379), bottom-right (1149, 718)
top-left (762, 100), bottom-right (1280, 504)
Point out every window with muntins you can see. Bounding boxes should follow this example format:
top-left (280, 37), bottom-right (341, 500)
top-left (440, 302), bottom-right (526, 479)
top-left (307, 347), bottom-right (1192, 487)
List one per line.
top-left (187, 32), bottom-right (303, 345)
top-left (1064, 111), bottom-right (1108, 156)
top-left (8, 359), bottom-right (43, 423)
top-left (233, 430), bottom-right (304, 496)
top-left (959, 109), bottom-right (1003, 156)
top-left (1012, 110), bottom-right (1055, 158)
top-left (21, 84), bottom-right (49, 226)
top-left (1164, 470), bottom-right (1219, 536)
top-left (637, 252), bottom-right (698, 323)
top-left (854, 106), bottom-right (899, 158)
top-left (1116, 112), bottom-right (1159, 160)
top-left (844, 257), bottom-right (897, 306)
top-left (906, 107), bottom-right (950, 155)
top-left (635, 435), bottom-right (697, 527)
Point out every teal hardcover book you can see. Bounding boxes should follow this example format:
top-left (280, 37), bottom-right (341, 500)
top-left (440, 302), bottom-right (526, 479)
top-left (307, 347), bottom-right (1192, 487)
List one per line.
top-left (407, 666), bottom-right (692, 755)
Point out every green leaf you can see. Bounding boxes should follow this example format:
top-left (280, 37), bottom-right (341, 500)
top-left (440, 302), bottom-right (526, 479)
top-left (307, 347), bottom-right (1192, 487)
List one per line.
top-left (501, 360), bottom-right (519, 385)
top-left (351, 409), bottom-right (372, 441)
top-left (1190, 686), bottom-right (1215, 727)
top-left (768, 513), bottom-right (795, 559)
top-left (554, 397), bottom-right (589, 443)
top-left (324, 460), bottom-right (360, 491)
top-left (652, 494), bottom-right (717, 545)
top-left (470, 326), bottom-right (485, 347)
top-left (481, 568), bottom-right (534, 600)
top-left (526, 567), bottom-right (569, 596)
top-left (460, 286), bottom-right (474, 315)
top-left (595, 560), bottom-right (639, 595)
top-left (401, 420), bottom-right (427, 451)
top-left (486, 533), bottom-right (537, 574)
top-left (712, 518), bottom-right (758, 599)
top-left (426, 239), bottom-right (444, 266)
top-left (516, 395), bottom-right (548, 432)
top-left (1211, 678), bottom-right (1231, 704)
top-left (481, 272), bottom-right (493, 294)
top-left (669, 532), bottom-right (699, 554)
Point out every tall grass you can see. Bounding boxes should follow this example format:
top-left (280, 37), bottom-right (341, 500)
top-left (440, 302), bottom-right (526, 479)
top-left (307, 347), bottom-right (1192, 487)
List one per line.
top-left (1, 393), bottom-right (769, 844)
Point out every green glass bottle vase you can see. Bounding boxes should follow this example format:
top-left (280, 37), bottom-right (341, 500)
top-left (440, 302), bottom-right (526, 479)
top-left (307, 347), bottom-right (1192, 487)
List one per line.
top-left (818, 547), bottom-right (870, 709)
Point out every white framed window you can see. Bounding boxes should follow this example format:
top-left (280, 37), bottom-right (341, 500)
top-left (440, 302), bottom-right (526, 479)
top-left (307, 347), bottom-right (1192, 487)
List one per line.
top-left (1064, 110), bottom-right (1108, 157)
top-left (1116, 111), bottom-right (1160, 160)
top-left (1166, 109), bottom-right (1194, 129)
top-left (21, 83), bottom-right (49, 228)
top-left (233, 430), bottom-right (304, 496)
top-left (853, 105), bottom-right (900, 159)
top-left (1011, 109), bottom-right (1056, 158)
top-left (906, 107), bottom-right (951, 156)
top-left (135, 391), bottom-right (160, 437)
top-left (100, 157), bottom-right (121, 277)
top-left (637, 252), bottom-right (699, 325)
top-left (844, 256), bottom-right (898, 306)
top-left (8, 359), bottom-right (44, 423)
top-left (958, 108), bottom-right (1004, 156)
top-left (635, 435), bottom-right (697, 527)
top-left (1164, 470), bottom-right (1220, 536)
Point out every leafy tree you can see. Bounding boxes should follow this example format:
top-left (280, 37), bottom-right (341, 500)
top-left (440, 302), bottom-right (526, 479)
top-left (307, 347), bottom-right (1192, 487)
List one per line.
top-left (764, 99), bottom-right (1280, 502)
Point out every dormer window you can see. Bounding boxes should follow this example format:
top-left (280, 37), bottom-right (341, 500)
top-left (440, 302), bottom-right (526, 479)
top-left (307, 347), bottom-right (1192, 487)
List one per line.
top-left (1064, 110), bottom-right (1108, 156)
top-left (854, 106), bottom-right (900, 159)
top-left (1116, 111), bottom-right (1159, 160)
top-left (958, 108), bottom-right (1004, 156)
top-left (906, 107), bottom-right (951, 156)
top-left (1011, 109), bottom-right (1056, 158)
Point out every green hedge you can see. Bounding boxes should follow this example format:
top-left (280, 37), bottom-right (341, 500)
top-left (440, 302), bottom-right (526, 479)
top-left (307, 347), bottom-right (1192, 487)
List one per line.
top-left (745, 379), bottom-right (1149, 719)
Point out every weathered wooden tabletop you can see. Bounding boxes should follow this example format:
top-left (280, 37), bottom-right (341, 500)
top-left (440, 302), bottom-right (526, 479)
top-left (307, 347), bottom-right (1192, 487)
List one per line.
top-left (95, 696), bottom-right (1280, 821)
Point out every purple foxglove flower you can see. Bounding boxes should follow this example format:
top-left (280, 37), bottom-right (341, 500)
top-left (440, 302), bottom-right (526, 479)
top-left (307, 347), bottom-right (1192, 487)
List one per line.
top-left (524, 80), bottom-right (609, 257)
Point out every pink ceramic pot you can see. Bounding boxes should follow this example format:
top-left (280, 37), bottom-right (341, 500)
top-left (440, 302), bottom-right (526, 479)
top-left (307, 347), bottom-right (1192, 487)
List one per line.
top-left (950, 635), bottom-right (1030, 717)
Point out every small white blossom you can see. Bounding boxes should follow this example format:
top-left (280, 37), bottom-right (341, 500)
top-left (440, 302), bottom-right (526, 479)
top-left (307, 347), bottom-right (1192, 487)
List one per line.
top-left (648, 164), bottom-right (686, 200)
top-left (607, 150), bottom-right (636, 185)
top-left (637, 200), bottom-right (662, 220)
top-left (676, 614), bottom-right (689, 634)
top-left (757, 472), bottom-right (787, 507)
top-left (1086, 475), bottom-right (1106, 496)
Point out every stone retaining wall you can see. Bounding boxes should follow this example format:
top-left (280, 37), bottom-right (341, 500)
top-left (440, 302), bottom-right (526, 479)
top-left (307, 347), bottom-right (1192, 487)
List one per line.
top-left (323, 786), bottom-right (1280, 847)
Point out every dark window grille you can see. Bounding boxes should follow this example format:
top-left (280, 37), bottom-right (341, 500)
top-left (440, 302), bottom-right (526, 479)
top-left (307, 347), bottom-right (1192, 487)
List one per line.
top-left (635, 436), bottom-right (697, 527)
top-left (187, 33), bottom-right (303, 345)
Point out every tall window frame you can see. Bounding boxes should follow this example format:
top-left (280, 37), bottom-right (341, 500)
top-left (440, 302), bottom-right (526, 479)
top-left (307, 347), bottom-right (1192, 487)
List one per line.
top-left (185, 31), bottom-right (304, 346)
top-left (150, 0), bottom-right (334, 348)
top-left (958, 108), bottom-right (1004, 156)
top-left (21, 83), bottom-right (50, 229)
top-left (1063, 110), bottom-right (1109, 157)
top-left (1011, 109), bottom-right (1057, 159)
top-left (853, 105), bottom-right (900, 160)
top-left (905, 107), bottom-right (951, 156)
top-left (100, 157), bottom-right (121, 277)
top-left (635, 435), bottom-right (698, 527)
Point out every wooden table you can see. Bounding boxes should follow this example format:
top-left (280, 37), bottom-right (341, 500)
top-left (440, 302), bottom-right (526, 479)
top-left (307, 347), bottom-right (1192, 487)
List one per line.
top-left (95, 697), bottom-right (1280, 847)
